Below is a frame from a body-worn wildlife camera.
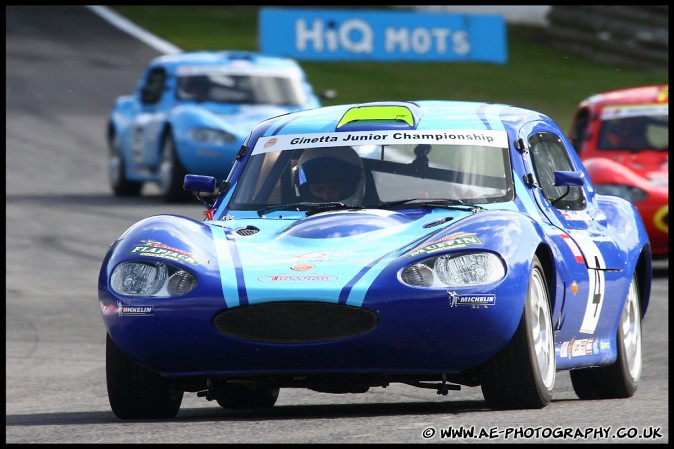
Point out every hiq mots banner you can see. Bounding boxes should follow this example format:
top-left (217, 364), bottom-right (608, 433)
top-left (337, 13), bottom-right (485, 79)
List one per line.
top-left (259, 8), bottom-right (507, 63)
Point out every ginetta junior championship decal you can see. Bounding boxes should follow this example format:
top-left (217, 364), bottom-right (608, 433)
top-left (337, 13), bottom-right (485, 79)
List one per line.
top-left (252, 129), bottom-right (509, 155)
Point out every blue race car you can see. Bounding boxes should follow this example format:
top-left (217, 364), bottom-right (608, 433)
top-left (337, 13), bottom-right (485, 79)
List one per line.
top-left (107, 50), bottom-right (327, 202)
top-left (99, 100), bottom-right (652, 419)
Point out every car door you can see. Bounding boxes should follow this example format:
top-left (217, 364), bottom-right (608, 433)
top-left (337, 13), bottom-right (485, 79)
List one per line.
top-left (517, 121), bottom-right (624, 341)
top-left (132, 66), bottom-right (169, 169)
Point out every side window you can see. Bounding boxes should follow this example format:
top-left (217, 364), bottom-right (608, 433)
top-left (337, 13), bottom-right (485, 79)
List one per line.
top-left (569, 108), bottom-right (589, 153)
top-left (140, 68), bottom-right (167, 105)
top-left (528, 132), bottom-right (586, 211)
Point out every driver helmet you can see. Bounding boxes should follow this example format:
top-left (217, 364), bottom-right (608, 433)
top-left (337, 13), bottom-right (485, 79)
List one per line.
top-left (295, 147), bottom-right (365, 205)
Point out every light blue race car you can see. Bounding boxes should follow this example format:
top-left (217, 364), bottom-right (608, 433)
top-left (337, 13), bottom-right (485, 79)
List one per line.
top-left (107, 50), bottom-right (329, 201)
top-left (99, 100), bottom-right (652, 419)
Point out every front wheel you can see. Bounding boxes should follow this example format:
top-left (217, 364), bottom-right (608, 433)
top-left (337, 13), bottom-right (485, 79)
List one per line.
top-left (480, 255), bottom-right (556, 409)
top-left (570, 273), bottom-right (642, 399)
top-left (158, 132), bottom-right (191, 202)
top-left (106, 333), bottom-right (183, 419)
top-left (109, 133), bottom-right (143, 196)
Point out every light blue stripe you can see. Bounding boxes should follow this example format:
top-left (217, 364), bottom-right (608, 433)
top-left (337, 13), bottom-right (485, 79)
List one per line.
top-left (211, 227), bottom-right (241, 308)
top-left (478, 103), bottom-right (509, 131)
top-left (345, 253), bottom-right (400, 307)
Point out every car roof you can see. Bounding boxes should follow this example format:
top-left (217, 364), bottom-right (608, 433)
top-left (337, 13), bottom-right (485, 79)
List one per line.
top-left (578, 84), bottom-right (668, 110)
top-left (149, 50), bottom-right (305, 76)
top-left (255, 100), bottom-right (554, 135)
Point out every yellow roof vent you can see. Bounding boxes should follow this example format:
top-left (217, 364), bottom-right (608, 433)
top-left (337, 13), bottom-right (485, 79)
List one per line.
top-left (336, 102), bottom-right (419, 130)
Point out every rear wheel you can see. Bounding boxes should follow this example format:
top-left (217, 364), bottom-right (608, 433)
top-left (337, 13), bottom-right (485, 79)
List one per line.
top-left (570, 273), bottom-right (642, 399)
top-left (481, 255), bottom-right (555, 409)
top-left (216, 384), bottom-right (280, 409)
top-left (158, 132), bottom-right (191, 202)
top-left (106, 333), bottom-right (183, 419)
top-left (109, 133), bottom-right (142, 196)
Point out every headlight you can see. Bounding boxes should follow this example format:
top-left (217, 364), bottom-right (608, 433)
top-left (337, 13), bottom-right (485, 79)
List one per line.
top-left (594, 184), bottom-right (647, 203)
top-left (110, 262), bottom-right (197, 297)
top-left (401, 252), bottom-right (505, 288)
top-left (189, 127), bottom-right (236, 145)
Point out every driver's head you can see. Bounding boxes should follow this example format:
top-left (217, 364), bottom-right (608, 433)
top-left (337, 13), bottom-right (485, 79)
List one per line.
top-left (296, 147), bottom-right (364, 204)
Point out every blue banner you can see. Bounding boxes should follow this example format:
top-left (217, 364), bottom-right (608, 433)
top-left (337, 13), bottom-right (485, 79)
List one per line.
top-left (259, 8), bottom-right (507, 63)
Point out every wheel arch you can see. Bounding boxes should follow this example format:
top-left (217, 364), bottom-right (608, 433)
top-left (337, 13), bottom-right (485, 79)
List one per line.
top-left (534, 243), bottom-right (556, 314)
top-left (106, 120), bottom-right (117, 149)
top-left (159, 123), bottom-right (174, 154)
top-left (634, 243), bottom-right (652, 317)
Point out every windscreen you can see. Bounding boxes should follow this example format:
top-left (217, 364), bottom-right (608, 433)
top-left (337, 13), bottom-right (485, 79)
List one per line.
top-left (228, 130), bottom-right (514, 210)
top-left (175, 67), bottom-right (307, 106)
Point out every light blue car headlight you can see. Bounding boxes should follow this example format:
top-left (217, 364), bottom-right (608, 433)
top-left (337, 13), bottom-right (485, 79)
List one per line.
top-left (189, 127), bottom-right (236, 145)
top-left (111, 261), bottom-right (197, 297)
top-left (400, 252), bottom-right (505, 288)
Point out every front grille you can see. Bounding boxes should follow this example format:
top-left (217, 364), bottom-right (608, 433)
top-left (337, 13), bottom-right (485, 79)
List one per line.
top-left (213, 301), bottom-right (378, 343)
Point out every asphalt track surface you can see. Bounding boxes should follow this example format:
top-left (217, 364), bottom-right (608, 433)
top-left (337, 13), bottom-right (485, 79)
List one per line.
top-left (5, 5), bottom-right (669, 444)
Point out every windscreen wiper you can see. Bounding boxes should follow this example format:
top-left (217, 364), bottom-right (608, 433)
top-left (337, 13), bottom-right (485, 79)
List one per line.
top-left (371, 198), bottom-right (484, 212)
top-left (257, 202), bottom-right (362, 217)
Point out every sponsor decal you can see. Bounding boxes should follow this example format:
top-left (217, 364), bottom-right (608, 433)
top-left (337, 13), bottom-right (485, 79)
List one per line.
top-left (294, 252), bottom-right (331, 260)
top-left (128, 240), bottom-right (199, 265)
top-left (259, 8), bottom-right (507, 64)
top-left (562, 337), bottom-right (597, 358)
top-left (600, 103), bottom-right (668, 120)
top-left (566, 338), bottom-right (575, 359)
top-left (592, 338), bottom-right (600, 355)
top-left (599, 339), bottom-right (611, 352)
top-left (561, 210), bottom-right (592, 221)
top-left (290, 263), bottom-right (314, 271)
top-left (560, 341), bottom-right (570, 358)
top-left (448, 291), bottom-right (495, 308)
top-left (657, 87), bottom-right (668, 102)
top-left (654, 204), bottom-right (668, 233)
top-left (264, 137), bottom-right (278, 149)
top-left (560, 233), bottom-right (584, 264)
top-left (572, 338), bottom-right (586, 357)
top-left (258, 274), bottom-right (338, 283)
top-left (117, 301), bottom-right (154, 316)
top-left (408, 232), bottom-right (482, 257)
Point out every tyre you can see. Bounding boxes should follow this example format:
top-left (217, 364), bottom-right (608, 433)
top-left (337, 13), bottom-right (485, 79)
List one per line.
top-left (106, 333), bottom-right (183, 419)
top-left (216, 384), bottom-right (280, 410)
top-left (109, 133), bottom-right (143, 196)
top-left (480, 255), bottom-right (556, 409)
top-left (570, 273), bottom-right (642, 399)
top-left (158, 131), bottom-right (191, 202)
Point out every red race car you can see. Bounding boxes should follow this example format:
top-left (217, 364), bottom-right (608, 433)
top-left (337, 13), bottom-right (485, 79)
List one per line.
top-left (570, 84), bottom-right (668, 259)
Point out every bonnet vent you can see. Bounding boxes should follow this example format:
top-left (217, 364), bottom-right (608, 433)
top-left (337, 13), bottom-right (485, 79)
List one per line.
top-left (423, 217), bottom-right (452, 228)
top-left (236, 226), bottom-right (259, 236)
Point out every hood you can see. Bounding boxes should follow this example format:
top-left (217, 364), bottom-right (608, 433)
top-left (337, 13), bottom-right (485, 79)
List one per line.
top-left (210, 209), bottom-right (471, 308)
top-left (610, 151), bottom-right (668, 186)
top-left (206, 103), bottom-right (304, 135)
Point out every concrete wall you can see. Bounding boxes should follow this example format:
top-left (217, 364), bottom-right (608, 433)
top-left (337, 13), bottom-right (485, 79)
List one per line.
top-left (412, 5), bottom-right (551, 26)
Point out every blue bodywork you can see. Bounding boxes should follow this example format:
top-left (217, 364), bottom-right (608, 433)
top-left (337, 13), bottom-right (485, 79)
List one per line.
top-left (99, 100), bottom-right (651, 390)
